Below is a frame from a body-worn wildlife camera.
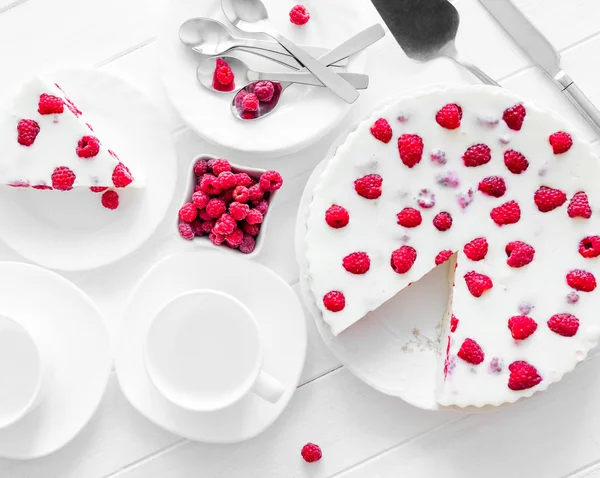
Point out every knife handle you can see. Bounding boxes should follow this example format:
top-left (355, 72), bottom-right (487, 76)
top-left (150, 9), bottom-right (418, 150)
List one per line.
top-left (555, 71), bottom-right (600, 137)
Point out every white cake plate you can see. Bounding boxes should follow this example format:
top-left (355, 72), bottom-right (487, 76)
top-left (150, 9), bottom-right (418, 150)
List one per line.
top-left (0, 68), bottom-right (177, 271)
top-left (0, 263), bottom-right (110, 459)
top-left (115, 251), bottom-right (307, 443)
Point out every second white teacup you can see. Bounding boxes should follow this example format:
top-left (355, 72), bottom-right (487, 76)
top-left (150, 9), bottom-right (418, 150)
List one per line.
top-left (144, 289), bottom-right (285, 412)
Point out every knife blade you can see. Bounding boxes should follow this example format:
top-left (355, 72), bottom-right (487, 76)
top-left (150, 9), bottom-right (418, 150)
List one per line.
top-left (479, 0), bottom-right (600, 136)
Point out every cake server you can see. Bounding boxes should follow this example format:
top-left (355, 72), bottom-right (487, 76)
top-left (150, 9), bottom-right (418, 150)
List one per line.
top-left (479, 0), bottom-right (600, 136)
top-left (368, 0), bottom-right (498, 86)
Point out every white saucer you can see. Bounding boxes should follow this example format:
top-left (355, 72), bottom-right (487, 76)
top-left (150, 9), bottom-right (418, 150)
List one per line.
top-left (115, 251), bottom-right (307, 443)
top-left (0, 68), bottom-right (177, 271)
top-left (0, 262), bottom-right (111, 459)
top-left (157, 0), bottom-right (380, 157)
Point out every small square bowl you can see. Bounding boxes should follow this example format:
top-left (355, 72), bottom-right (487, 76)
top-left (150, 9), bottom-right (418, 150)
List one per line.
top-left (177, 154), bottom-right (278, 259)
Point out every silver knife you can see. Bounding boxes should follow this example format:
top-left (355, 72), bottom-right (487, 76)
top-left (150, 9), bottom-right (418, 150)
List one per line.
top-left (479, 0), bottom-right (600, 136)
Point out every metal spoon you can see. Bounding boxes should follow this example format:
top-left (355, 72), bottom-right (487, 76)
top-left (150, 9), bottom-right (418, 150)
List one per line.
top-left (197, 56), bottom-right (369, 93)
top-left (179, 18), bottom-right (347, 70)
top-left (222, 0), bottom-right (360, 103)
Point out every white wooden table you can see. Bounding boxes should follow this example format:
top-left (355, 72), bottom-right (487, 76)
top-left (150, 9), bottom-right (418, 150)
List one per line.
top-left (1, 0), bottom-right (600, 476)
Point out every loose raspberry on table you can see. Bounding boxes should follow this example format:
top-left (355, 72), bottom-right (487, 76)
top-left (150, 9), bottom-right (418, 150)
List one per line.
top-left (241, 93), bottom-right (259, 112)
top-left (502, 104), bottom-right (526, 131)
top-left (246, 209), bottom-right (263, 225)
top-left (194, 159), bottom-right (208, 176)
top-left (90, 186), bottom-right (108, 193)
top-left (260, 170), bottom-right (283, 192)
top-left (435, 250), bottom-right (453, 265)
top-left (579, 236), bottom-right (600, 258)
top-left (478, 176), bottom-right (506, 197)
top-left (254, 199), bottom-right (269, 216)
top-left (450, 315), bottom-right (459, 333)
top-left (210, 159), bottom-right (232, 176)
top-left (323, 291), bottom-right (344, 312)
top-left (213, 213), bottom-right (236, 236)
top-left (370, 118), bottom-right (393, 143)
top-left (548, 313), bottom-right (579, 337)
top-left (326, 204), bottom-right (350, 228)
top-left (112, 163), bottom-right (134, 188)
top-left (225, 228), bottom-right (244, 247)
top-left (51, 166), bottom-right (76, 190)
top-left (235, 173), bottom-right (253, 187)
top-left (398, 134), bottom-right (424, 168)
top-left (464, 271), bottom-right (493, 297)
top-left (397, 207), bottom-right (422, 228)
top-left (508, 315), bottom-right (538, 340)
top-left (568, 191), bottom-right (592, 218)
top-left (534, 186), bottom-right (567, 212)
top-left (178, 203), bottom-right (197, 223)
top-left (233, 185), bottom-right (250, 203)
top-left (290, 5), bottom-right (310, 25)
top-left (457, 338), bottom-right (484, 365)
top-left (390, 246), bottom-right (417, 274)
top-left (301, 443), bottom-right (321, 463)
top-left (504, 149), bottom-right (529, 174)
top-left (354, 174), bottom-right (382, 199)
top-left (433, 211), bottom-right (453, 231)
top-left (209, 232), bottom-right (226, 246)
top-left (435, 103), bottom-right (462, 130)
top-left (549, 131), bottom-right (573, 154)
top-left (566, 269), bottom-right (596, 292)
top-left (490, 200), bottom-right (520, 226)
top-left (192, 191), bottom-right (210, 210)
top-left (254, 81), bottom-right (275, 102)
top-left (200, 174), bottom-right (223, 196)
top-left (342, 252), bottom-right (371, 275)
top-left (508, 361), bottom-right (542, 390)
top-left (229, 202), bottom-right (250, 221)
top-left (100, 190), bottom-right (119, 210)
top-left (242, 221), bottom-right (260, 236)
top-left (239, 234), bottom-right (256, 254)
top-left (38, 94), bottom-right (64, 115)
top-left (205, 198), bottom-right (227, 218)
top-left (76, 135), bottom-right (100, 158)
top-left (505, 241), bottom-right (535, 268)
top-left (218, 171), bottom-right (237, 190)
top-left (17, 119), bottom-right (40, 146)
top-left (462, 143), bottom-right (491, 167)
top-left (178, 223), bottom-right (194, 241)
top-left (463, 237), bottom-right (488, 261)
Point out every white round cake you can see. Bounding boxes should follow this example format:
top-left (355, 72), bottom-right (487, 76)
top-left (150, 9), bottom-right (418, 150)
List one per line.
top-left (305, 85), bottom-right (600, 408)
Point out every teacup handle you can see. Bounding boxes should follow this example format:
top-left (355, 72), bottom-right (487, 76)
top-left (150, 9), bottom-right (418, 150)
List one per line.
top-left (252, 370), bottom-right (285, 403)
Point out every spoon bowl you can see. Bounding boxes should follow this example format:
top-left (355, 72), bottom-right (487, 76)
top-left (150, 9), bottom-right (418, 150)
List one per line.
top-left (231, 81), bottom-right (285, 121)
top-left (222, 0), bottom-right (269, 33)
top-left (179, 18), bottom-right (237, 56)
top-left (197, 57), bottom-right (249, 93)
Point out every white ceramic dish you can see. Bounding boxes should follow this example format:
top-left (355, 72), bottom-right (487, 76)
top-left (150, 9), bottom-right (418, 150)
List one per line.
top-left (0, 68), bottom-right (177, 271)
top-left (178, 154), bottom-right (278, 258)
top-left (115, 251), bottom-right (307, 443)
top-left (0, 262), bottom-right (110, 459)
top-left (157, 0), bottom-right (380, 157)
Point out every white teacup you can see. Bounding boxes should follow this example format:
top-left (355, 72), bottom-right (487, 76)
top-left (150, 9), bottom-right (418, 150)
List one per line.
top-left (0, 315), bottom-right (46, 428)
top-left (144, 289), bottom-right (285, 412)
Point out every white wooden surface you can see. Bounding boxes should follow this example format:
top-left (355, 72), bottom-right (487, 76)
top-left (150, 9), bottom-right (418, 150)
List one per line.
top-left (0, 0), bottom-right (600, 476)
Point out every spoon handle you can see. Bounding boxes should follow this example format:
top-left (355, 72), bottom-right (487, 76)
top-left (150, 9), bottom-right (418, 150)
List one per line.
top-left (247, 71), bottom-right (369, 89)
top-left (236, 39), bottom-right (347, 66)
top-left (235, 48), bottom-right (345, 70)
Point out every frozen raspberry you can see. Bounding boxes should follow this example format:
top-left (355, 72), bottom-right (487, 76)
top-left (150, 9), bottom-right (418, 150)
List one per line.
top-left (354, 174), bottom-right (382, 199)
top-left (464, 271), bottom-right (493, 297)
top-left (430, 149), bottom-right (447, 165)
top-left (370, 118), bottom-right (393, 143)
top-left (178, 203), bottom-right (197, 223)
top-left (502, 104), bottom-right (526, 131)
top-left (247, 184), bottom-right (264, 202)
top-left (301, 443), bottom-right (321, 463)
top-left (225, 228), bottom-right (244, 247)
top-left (112, 163), bottom-right (134, 188)
top-left (566, 269), bottom-right (596, 292)
top-left (436, 171), bottom-right (460, 189)
top-left (178, 223), bottom-right (194, 241)
top-left (398, 134), bottom-right (424, 168)
top-left (235, 173), bottom-right (253, 187)
top-left (390, 246), bottom-right (417, 274)
top-left (51, 166), bottom-right (76, 191)
top-left (435, 103), bottom-right (462, 130)
top-left (462, 144), bottom-right (491, 167)
top-left (90, 186), bottom-right (108, 193)
top-left (326, 204), bottom-right (350, 228)
top-left (433, 211), bottom-right (452, 231)
top-left (242, 221), bottom-right (260, 236)
top-left (549, 131), bottom-right (573, 154)
top-left (76, 135), bottom-right (100, 159)
top-left (192, 191), bottom-right (210, 210)
top-left (504, 149), bottom-right (529, 174)
top-left (233, 186), bottom-right (250, 203)
top-left (246, 209), bottom-right (264, 225)
top-left (342, 252), bottom-right (371, 275)
top-left (490, 200), bottom-right (521, 226)
top-left (200, 174), bottom-right (223, 196)
top-left (213, 214), bottom-right (236, 236)
top-left (290, 5), bottom-right (310, 25)
top-left (579, 236), bottom-right (600, 258)
top-left (209, 232), bottom-right (226, 246)
top-left (567, 291), bottom-right (580, 304)
top-left (568, 191), bottom-right (592, 218)
top-left (241, 93), bottom-right (259, 112)
top-left (396, 207), bottom-right (422, 228)
top-left (239, 234), bottom-right (256, 254)
top-left (450, 315), bottom-right (458, 333)
top-left (210, 159), bottom-right (231, 176)
top-left (417, 188), bottom-right (435, 208)
top-left (229, 202), bottom-right (250, 221)
top-left (38, 94), bottom-right (64, 115)
top-left (218, 171), bottom-right (237, 190)
top-left (194, 159), bottom-right (208, 176)
top-left (323, 291), bottom-right (344, 312)
top-left (435, 250), bottom-right (453, 265)
top-left (505, 241), bottom-right (535, 268)
top-left (534, 186), bottom-right (567, 212)
top-left (478, 176), bottom-right (506, 198)
top-left (457, 338), bottom-right (484, 365)
top-left (254, 199), bottom-right (269, 216)
top-left (548, 313), bottom-right (579, 337)
top-left (205, 198), bottom-right (227, 219)
top-left (463, 237), bottom-right (488, 261)
top-left (260, 170), bottom-right (283, 192)
top-left (508, 315), bottom-right (537, 340)
top-left (198, 209), bottom-right (212, 221)
top-left (508, 361), bottom-right (542, 390)
top-left (17, 119), bottom-right (40, 146)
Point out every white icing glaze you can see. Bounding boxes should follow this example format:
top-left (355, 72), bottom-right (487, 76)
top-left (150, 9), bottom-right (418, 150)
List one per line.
top-left (306, 86), bottom-right (600, 407)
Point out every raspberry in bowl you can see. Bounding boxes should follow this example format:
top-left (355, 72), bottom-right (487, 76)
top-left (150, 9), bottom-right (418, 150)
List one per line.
top-left (177, 155), bottom-right (282, 258)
